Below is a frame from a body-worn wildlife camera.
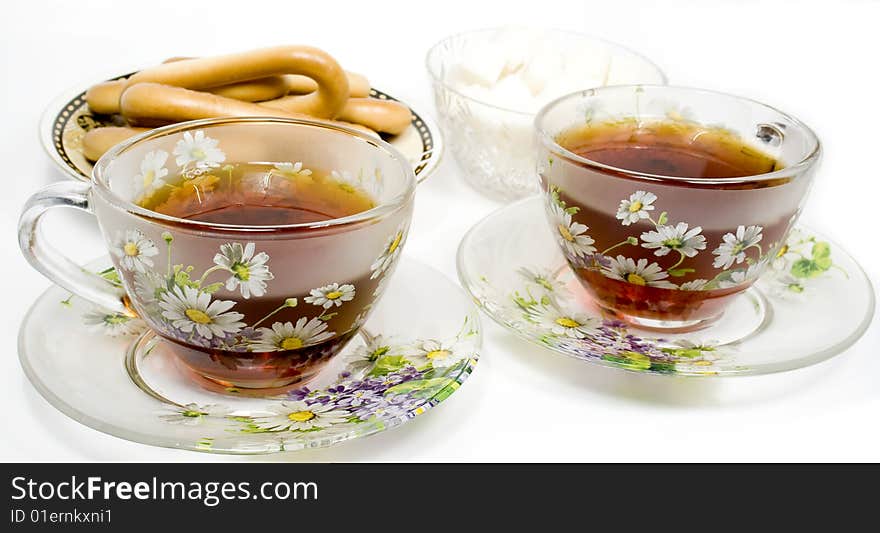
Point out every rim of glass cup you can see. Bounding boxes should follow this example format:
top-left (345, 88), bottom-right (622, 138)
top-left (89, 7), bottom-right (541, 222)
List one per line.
top-left (535, 84), bottom-right (822, 186)
top-left (425, 26), bottom-right (668, 117)
top-left (92, 116), bottom-right (417, 232)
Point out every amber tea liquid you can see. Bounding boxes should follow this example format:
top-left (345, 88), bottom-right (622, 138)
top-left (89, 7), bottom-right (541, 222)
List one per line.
top-left (543, 119), bottom-right (809, 327)
top-left (137, 163), bottom-right (378, 388)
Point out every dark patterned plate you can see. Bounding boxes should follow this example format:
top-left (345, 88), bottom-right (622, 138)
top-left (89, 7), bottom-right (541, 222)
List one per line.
top-left (40, 73), bottom-right (442, 182)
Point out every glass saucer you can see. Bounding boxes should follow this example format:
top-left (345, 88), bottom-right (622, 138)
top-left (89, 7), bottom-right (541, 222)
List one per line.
top-left (457, 196), bottom-right (874, 376)
top-left (19, 256), bottom-right (480, 454)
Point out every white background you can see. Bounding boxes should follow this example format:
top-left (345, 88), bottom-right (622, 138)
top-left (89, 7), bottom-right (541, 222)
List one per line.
top-left (2, 0), bottom-right (879, 461)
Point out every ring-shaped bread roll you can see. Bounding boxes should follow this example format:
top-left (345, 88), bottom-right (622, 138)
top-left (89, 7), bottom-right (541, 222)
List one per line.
top-left (262, 96), bottom-right (411, 135)
top-left (125, 46), bottom-right (349, 118)
top-left (120, 83), bottom-right (376, 135)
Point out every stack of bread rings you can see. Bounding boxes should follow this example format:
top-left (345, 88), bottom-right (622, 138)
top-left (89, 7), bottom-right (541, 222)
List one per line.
top-left (81, 45), bottom-right (413, 161)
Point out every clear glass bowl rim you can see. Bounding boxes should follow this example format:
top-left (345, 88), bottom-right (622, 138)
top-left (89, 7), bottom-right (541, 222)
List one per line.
top-left (425, 26), bottom-right (669, 117)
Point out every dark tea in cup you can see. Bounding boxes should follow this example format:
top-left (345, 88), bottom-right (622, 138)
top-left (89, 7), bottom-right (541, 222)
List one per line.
top-left (133, 161), bottom-right (383, 388)
top-left (536, 86), bottom-right (820, 331)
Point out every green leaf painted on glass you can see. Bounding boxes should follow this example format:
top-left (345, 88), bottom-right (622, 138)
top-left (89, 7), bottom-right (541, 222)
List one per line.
top-left (386, 377), bottom-right (454, 399)
top-left (172, 264), bottom-right (199, 288)
top-left (791, 258), bottom-right (829, 279)
top-left (667, 268), bottom-right (696, 278)
top-left (367, 355), bottom-right (408, 377)
top-left (812, 241), bottom-right (831, 260)
top-left (658, 211), bottom-right (668, 225)
top-left (432, 381), bottom-right (461, 402)
top-left (661, 347), bottom-right (702, 359)
top-left (98, 267), bottom-right (122, 287)
top-left (201, 282), bottom-right (224, 294)
top-left (649, 360), bottom-right (677, 374)
top-left (602, 351), bottom-right (651, 371)
top-left (812, 241), bottom-right (832, 270)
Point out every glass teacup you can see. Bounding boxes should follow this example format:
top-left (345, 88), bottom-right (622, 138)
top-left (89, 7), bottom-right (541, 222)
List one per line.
top-left (535, 86), bottom-right (820, 331)
top-left (20, 117), bottom-right (415, 388)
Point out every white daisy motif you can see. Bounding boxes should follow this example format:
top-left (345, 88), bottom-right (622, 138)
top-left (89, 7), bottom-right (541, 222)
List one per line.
top-left (640, 222), bottom-right (707, 257)
top-left (249, 318), bottom-right (335, 352)
top-left (679, 279), bottom-right (709, 291)
top-left (712, 225), bottom-right (763, 269)
top-left (669, 340), bottom-right (724, 373)
top-left (771, 244), bottom-right (798, 271)
top-left (304, 283), bottom-right (356, 309)
top-left (82, 309), bottom-right (146, 337)
top-left (212, 242), bottom-right (274, 299)
top-left (767, 273), bottom-right (807, 300)
top-left (646, 98), bottom-right (697, 122)
top-left (718, 264), bottom-right (761, 289)
top-left (133, 150), bottom-right (169, 198)
top-left (516, 267), bottom-right (566, 293)
top-left (173, 130), bottom-right (225, 169)
top-left (408, 338), bottom-right (469, 369)
top-left (370, 224), bottom-right (407, 279)
top-left (273, 161), bottom-right (312, 179)
top-left (550, 203), bottom-right (596, 258)
top-left (601, 255), bottom-right (677, 289)
top-left (112, 229), bottom-right (158, 273)
top-left (331, 169), bottom-right (367, 194)
top-left (251, 401), bottom-right (350, 432)
top-left (158, 285), bottom-right (245, 340)
top-left (159, 403), bottom-right (231, 425)
top-left (616, 191), bottom-right (657, 226)
top-left (531, 304), bottom-right (600, 339)
top-left (133, 270), bottom-right (167, 305)
top-left (346, 335), bottom-right (404, 375)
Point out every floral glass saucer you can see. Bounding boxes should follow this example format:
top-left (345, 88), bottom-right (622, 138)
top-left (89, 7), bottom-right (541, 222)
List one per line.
top-left (458, 196), bottom-right (874, 376)
top-left (19, 256), bottom-right (480, 454)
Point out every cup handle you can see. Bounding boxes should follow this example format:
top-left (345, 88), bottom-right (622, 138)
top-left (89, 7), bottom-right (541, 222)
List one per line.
top-left (18, 181), bottom-right (127, 313)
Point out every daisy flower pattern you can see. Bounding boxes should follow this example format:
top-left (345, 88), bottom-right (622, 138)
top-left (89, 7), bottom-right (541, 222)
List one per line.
top-left (159, 403), bottom-right (231, 425)
top-left (249, 318), bottom-right (335, 352)
top-left (370, 224), bottom-right (407, 279)
top-left (616, 191), bottom-right (657, 226)
top-left (517, 267), bottom-right (566, 293)
top-left (771, 243), bottom-right (800, 271)
top-left (112, 230), bottom-right (158, 273)
top-left (133, 269), bottom-right (167, 305)
top-left (712, 225), bottom-right (763, 269)
top-left (159, 285), bottom-right (245, 340)
top-left (719, 264), bottom-right (761, 289)
top-left (346, 335), bottom-right (405, 375)
top-left (640, 222), bottom-right (706, 257)
top-left (251, 401), bottom-right (350, 432)
top-left (273, 161), bottom-right (312, 179)
top-left (531, 304), bottom-right (600, 339)
top-left (173, 130), bottom-right (225, 170)
top-left (82, 309), bottom-right (145, 337)
top-left (212, 242), bottom-right (274, 299)
top-left (304, 283), bottom-right (355, 309)
top-left (550, 202), bottom-right (596, 258)
top-left (767, 273), bottom-right (807, 300)
top-left (602, 255), bottom-right (677, 289)
top-left (133, 150), bottom-right (169, 198)
top-left (408, 338), bottom-right (469, 369)
top-left (679, 279), bottom-right (709, 291)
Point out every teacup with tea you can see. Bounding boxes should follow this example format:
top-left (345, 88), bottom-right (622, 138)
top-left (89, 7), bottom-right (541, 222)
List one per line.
top-left (535, 86), bottom-right (820, 331)
top-left (20, 118), bottom-right (415, 389)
